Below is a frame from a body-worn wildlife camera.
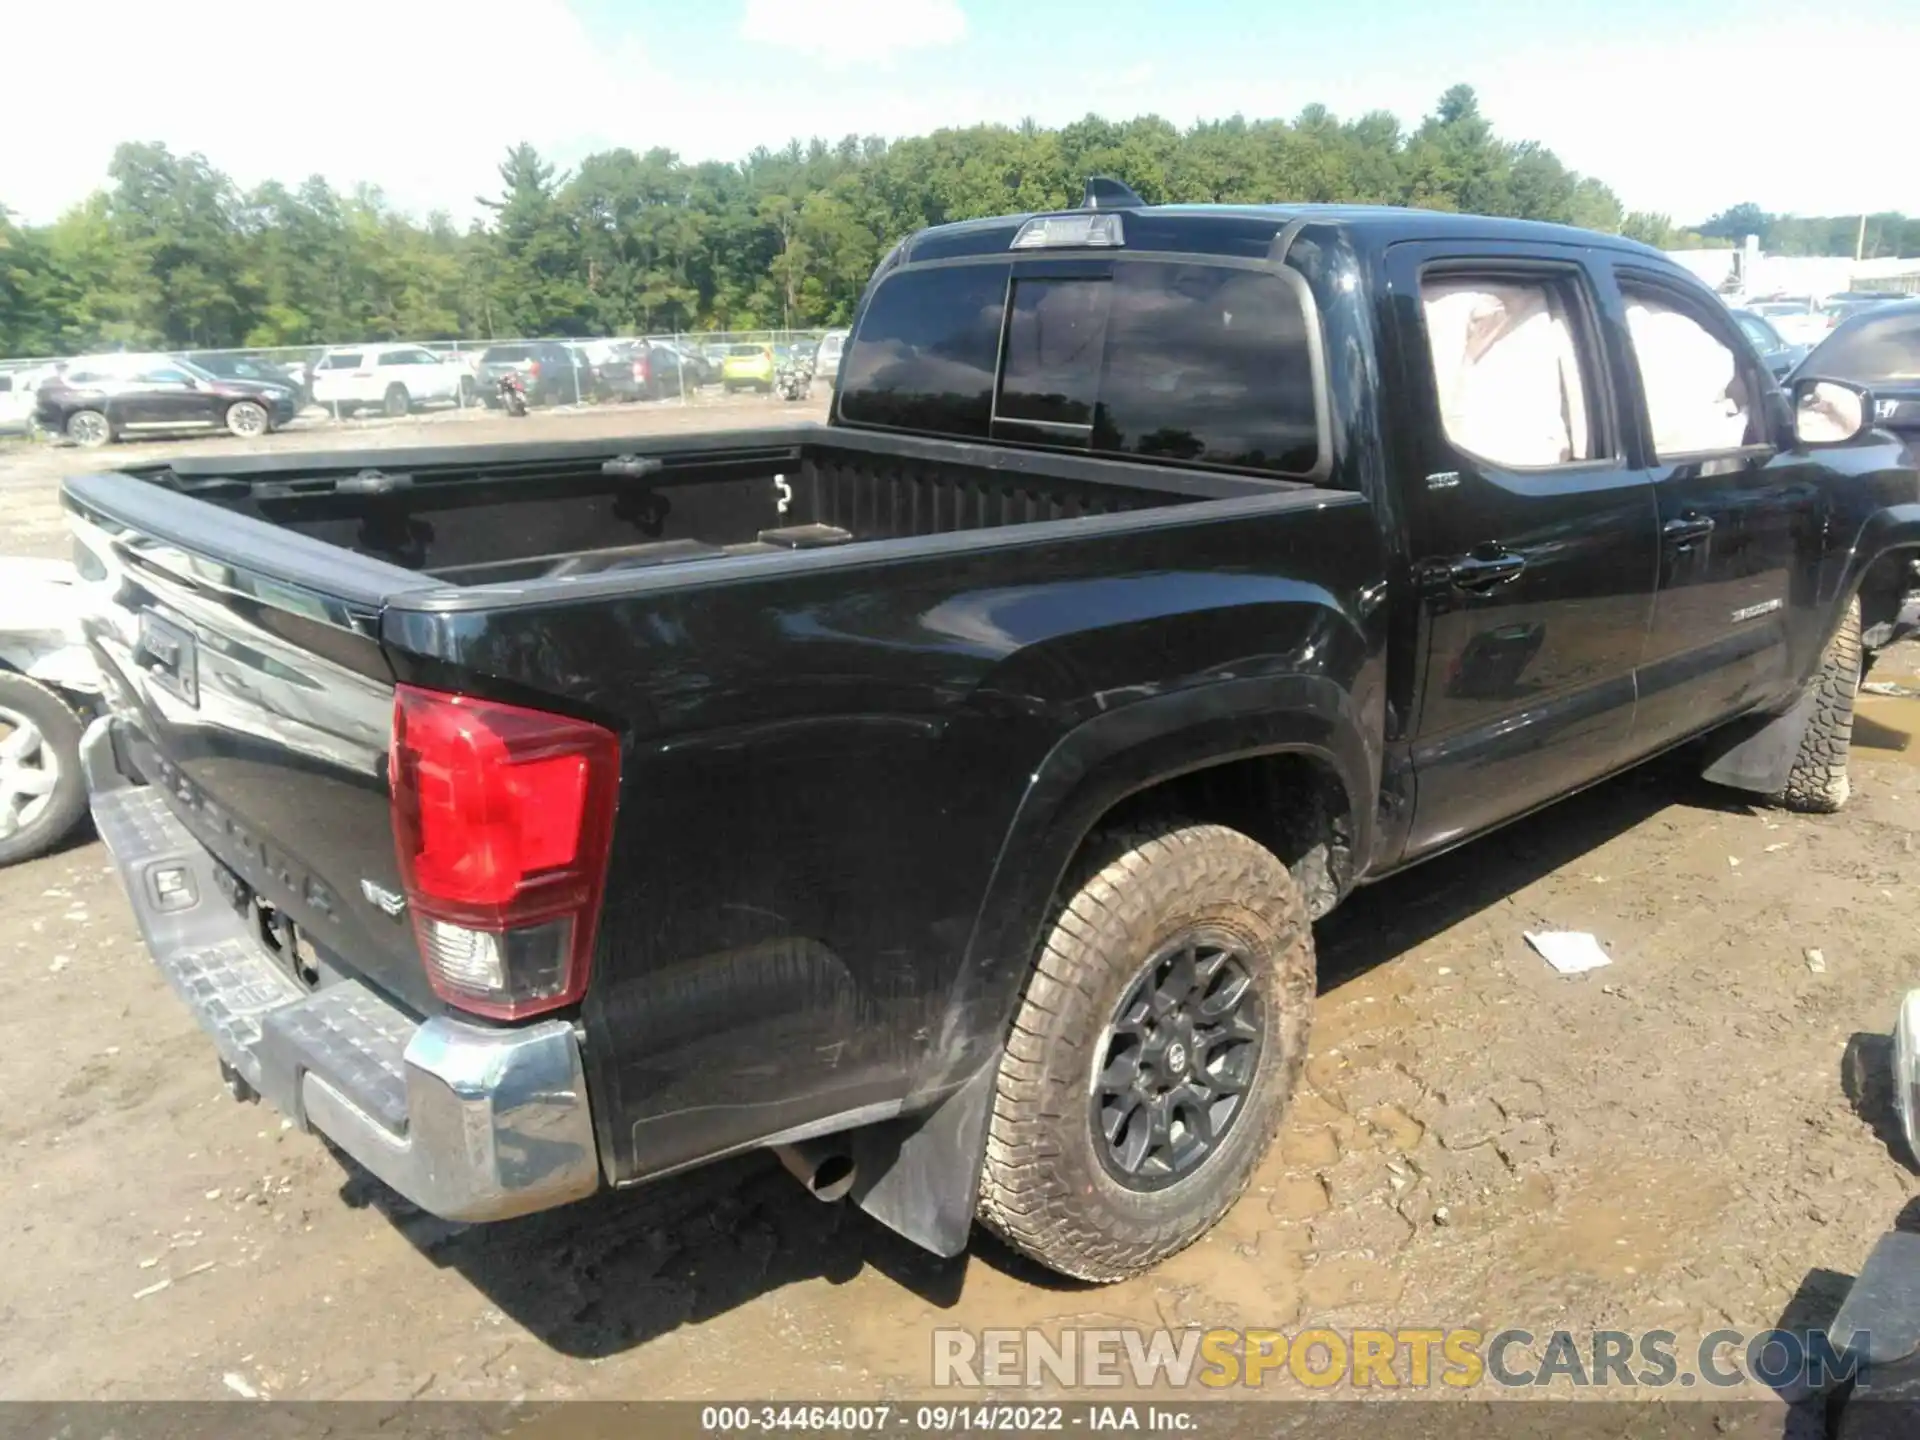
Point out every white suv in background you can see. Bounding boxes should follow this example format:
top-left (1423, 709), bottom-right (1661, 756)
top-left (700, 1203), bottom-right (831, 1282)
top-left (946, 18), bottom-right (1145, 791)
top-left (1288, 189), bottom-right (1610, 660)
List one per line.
top-left (310, 345), bottom-right (468, 417)
top-left (813, 329), bottom-right (849, 380)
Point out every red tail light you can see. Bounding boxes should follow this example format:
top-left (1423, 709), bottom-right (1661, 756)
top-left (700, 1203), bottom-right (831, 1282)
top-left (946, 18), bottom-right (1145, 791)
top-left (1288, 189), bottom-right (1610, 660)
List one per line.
top-left (526, 359), bottom-right (542, 378)
top-left (632, 354), bottom-right (650, 384)
top-left (389, 685), bottom-right (620, 1020)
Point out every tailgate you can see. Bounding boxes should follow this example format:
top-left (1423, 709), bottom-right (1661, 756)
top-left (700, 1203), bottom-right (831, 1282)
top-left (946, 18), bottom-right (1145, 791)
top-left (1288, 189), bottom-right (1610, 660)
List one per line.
top-left (66, 471), bottom-right (441, 1016)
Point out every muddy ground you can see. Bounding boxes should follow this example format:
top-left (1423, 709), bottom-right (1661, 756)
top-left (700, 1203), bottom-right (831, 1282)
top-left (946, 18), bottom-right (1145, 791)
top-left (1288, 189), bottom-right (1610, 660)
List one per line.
top-left (3, 401), bottom-right (1920, 1414)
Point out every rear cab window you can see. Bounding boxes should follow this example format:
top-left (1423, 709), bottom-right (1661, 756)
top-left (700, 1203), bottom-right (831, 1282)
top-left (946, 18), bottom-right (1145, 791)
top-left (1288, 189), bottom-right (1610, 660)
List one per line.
top-left (317, 352), bottom-right (363, 370)
top-left (838, 257), bottom-right (1324, 478)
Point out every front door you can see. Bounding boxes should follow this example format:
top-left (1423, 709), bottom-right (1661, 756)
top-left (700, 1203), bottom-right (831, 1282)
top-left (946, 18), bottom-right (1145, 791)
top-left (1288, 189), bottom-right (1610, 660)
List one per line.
top-left (1608, 267), bottom-right (1815, 749)
top-left (1387, 243), bottom-right (1660, 856)
top-left (121, 363), bottom-right (216, 432)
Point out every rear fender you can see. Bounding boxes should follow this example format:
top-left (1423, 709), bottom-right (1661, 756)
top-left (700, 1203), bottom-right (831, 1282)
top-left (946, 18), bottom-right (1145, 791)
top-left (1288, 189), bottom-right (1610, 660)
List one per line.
top-left (847, 672), bottom-right (1375, 1256)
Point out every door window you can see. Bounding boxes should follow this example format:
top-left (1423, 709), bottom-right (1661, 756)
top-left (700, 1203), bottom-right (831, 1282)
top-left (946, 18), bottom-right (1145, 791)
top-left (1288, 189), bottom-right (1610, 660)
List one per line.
top-left (1619, 282), bottom-right (1764, 459)
top-left (1421, 275), bottom-right (1598, 469)
top-left (135, 365), bottom-right (194, 386)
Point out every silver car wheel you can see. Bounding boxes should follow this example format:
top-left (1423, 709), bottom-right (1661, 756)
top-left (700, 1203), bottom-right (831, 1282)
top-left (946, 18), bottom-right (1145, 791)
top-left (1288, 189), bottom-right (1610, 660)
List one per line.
top-left (0, 708), bottom-right (58, 840)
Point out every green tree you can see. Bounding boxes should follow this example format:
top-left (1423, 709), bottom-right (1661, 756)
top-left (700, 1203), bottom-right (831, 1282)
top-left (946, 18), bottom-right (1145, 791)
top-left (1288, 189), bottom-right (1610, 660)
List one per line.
top-left (4, 91), bottom-right (1911, 358)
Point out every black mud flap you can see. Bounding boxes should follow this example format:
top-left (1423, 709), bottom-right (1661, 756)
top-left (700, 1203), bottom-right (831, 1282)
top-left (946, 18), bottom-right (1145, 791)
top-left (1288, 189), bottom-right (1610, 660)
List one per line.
top-left (1699, 685), bottom-right (1818, 798)
top-left (846, 1065), bottom-right (997, 1258)
top-left (1827, 1231), bottom-right (1920, 1438)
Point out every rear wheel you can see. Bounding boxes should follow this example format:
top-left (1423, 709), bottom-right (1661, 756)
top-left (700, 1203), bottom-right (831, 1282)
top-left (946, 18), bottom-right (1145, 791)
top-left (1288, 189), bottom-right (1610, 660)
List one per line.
top-left (977, 820), bottom-right (1315, 1282)
top-left (64, 409), bottom-right (111, 447)
top-left (225, 400), bottom-right (269, 438)
top-left (383, 384), bottom-right (410, 418)
top-left (0, 674), bottom-right (87, 868)
top-left (1772, 595), bottom-right (1861, 813)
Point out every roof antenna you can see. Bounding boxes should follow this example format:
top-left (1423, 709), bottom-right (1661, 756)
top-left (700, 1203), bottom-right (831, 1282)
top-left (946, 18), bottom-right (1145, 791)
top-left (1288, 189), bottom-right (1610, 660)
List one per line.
top-left (1081, 176), bottom-right (1145, 210)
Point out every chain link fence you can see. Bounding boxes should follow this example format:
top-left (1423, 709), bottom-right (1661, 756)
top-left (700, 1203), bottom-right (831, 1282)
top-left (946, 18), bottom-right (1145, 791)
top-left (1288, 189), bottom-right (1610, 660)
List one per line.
top-left (0, 329), bottom-right (843, 435)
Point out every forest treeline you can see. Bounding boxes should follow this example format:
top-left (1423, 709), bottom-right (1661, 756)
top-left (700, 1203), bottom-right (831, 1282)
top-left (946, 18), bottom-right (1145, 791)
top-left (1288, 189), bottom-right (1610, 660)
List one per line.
top-left (2, 85), bottom-right (1911, 356)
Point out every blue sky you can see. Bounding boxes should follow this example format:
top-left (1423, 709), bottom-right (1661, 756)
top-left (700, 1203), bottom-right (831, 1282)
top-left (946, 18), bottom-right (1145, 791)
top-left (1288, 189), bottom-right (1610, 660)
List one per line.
top-left (6, 0), bottom-right (1917, 226)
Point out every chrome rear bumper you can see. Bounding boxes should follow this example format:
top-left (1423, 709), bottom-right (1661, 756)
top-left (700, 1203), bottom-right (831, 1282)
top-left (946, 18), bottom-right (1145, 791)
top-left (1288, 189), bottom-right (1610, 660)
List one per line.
top-left (83, 716), bottom-right (601, 1222)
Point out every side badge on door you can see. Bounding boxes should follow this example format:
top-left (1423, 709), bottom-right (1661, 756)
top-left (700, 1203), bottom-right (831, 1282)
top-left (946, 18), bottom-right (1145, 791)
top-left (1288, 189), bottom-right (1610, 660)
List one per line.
top-left (1730, 597), bottom-right (1784, 624)
top-left (1427, 471), bottom-right (1462, 491)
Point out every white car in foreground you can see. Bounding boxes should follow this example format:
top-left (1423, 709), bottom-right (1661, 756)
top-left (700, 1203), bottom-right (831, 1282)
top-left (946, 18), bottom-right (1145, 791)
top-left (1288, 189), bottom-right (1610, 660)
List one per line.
top-left (310, 345), bottom-right (468, 417)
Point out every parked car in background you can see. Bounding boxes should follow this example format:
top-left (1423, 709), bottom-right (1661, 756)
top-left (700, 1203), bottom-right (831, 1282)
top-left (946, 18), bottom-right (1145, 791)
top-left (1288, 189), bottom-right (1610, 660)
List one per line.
top-left (1823, 292), bottom-right (1905, 329)
top-left (813, 329), bottom-right (849, 380)
top-left (1730, 309), bottom-right (1810, 379)
top-left (721, 342), bottom-right (775, 393)
top-left (0, 369), bottom-right (40, 434)
top-left (186, 351), bottom-right (311, 407)
top-left (473, 342), bottom-right (598, 408)
top-left (662, 343), bottom-right (716, 387)
top-left (310, 345), bottom-right (467, 417)
top-left (34, 353), bottom-right (296, 446)
top-left (588, 341), bottom-right (690, 402)
top-left (1750, 297), bottom-right (1832, 347)
top-left (1792, 298), bottom-right (1920, 440)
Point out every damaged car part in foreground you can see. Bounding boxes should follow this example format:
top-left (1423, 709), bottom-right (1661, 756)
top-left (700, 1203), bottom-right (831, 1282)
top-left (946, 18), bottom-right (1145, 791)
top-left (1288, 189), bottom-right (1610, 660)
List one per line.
top-left (0, 556), bottom-right (102, 866)
top-left (67, 188), bottom-right (1920, 1281)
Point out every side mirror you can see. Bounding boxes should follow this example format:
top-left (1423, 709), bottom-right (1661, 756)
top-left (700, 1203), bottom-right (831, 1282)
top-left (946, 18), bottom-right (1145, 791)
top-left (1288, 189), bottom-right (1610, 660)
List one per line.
top-left (1792, 377), bottom-right (1873, 446)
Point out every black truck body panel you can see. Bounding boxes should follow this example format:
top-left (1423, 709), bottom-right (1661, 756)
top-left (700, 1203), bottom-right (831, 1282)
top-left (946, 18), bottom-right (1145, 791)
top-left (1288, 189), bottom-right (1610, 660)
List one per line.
top-left (65, 201), bottom-right (1920, 1252)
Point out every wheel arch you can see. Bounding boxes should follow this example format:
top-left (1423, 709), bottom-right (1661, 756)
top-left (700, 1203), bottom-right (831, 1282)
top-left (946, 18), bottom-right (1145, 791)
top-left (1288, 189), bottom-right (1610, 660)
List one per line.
top-left (844, 673), bottom-right (1372, 1257)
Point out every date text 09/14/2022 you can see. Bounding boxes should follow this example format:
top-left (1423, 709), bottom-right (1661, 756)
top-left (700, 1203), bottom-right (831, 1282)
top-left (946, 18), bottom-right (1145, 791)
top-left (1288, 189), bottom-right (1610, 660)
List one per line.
top-left (699, 1405), bottom-right (1195, 1433)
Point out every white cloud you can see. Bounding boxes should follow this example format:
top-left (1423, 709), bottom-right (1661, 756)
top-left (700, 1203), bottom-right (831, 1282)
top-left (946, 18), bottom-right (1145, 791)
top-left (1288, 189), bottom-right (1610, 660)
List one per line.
top-left (739, 0), bottom-right (965, 66)
top-left (0, 0), bottom-right (662, 223)
top-left (1, 2), bottom-right (1909, 229)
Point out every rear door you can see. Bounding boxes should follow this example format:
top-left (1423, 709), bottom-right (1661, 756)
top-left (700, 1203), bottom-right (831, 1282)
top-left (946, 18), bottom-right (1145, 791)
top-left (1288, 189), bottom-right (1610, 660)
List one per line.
top-left (1610, 266), bottom-right (1812, 749)
top-left (1387, 242), bottom-right (1659, 855)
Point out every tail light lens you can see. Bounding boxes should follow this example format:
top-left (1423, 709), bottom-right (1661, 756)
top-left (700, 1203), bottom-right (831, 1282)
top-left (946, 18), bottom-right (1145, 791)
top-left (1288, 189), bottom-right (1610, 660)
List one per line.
top-left (526, 359), bottom-right (542, 378)
top-left (389, 685), bottom-right (620, 1020)
top-left (632, 355), bottom-right (650, 384)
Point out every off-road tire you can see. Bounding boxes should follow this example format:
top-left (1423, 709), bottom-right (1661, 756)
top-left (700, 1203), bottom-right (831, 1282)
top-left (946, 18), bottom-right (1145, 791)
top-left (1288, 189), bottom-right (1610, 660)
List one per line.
top-left (976, 820), bottom-right (1315, 1282)
top-left (1773, 594), bottom-right (1861, 813)
top-left (0, 673), bottom-right (88, 867)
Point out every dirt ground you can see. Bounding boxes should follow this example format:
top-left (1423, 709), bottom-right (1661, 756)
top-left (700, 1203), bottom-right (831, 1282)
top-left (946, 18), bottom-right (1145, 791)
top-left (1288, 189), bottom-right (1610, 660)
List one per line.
top-left (3, 401), bottom-right (1920, 1411)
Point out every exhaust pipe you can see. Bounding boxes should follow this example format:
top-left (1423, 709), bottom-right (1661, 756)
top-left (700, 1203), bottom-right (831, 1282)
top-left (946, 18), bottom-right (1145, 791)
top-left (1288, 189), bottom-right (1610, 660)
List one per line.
top-left (772, 1138), bottom-right (858, 1203)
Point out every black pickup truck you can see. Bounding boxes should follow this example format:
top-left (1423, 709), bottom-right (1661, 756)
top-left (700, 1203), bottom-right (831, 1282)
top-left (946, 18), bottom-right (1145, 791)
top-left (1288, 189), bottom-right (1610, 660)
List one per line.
top-left (66, 185), bottom-right (1920, 1283)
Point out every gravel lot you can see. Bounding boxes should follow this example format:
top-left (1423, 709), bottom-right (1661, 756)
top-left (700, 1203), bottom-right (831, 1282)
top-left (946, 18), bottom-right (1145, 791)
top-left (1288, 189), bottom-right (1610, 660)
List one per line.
top-left (3, 400), bottom-right (1918, 1417)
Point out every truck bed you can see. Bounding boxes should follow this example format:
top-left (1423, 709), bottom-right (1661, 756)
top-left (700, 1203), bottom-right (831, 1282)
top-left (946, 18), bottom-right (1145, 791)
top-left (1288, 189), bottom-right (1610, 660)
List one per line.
top-left (66, 420), bottom-right (1377, 1181)
top-left (114, 425), bottom-right (1286, 587)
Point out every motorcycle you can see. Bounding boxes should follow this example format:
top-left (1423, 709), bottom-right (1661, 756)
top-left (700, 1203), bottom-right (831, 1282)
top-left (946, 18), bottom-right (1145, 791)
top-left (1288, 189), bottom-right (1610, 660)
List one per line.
top-left (775, 352), bottom-right (813, 403)
top-left (497, 372), bottom-right (529, 417)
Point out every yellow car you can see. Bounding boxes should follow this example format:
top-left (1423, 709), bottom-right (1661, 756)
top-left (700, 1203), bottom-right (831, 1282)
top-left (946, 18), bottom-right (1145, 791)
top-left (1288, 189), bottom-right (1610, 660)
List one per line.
top-left (721, 344), bottom-right (775, 393)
